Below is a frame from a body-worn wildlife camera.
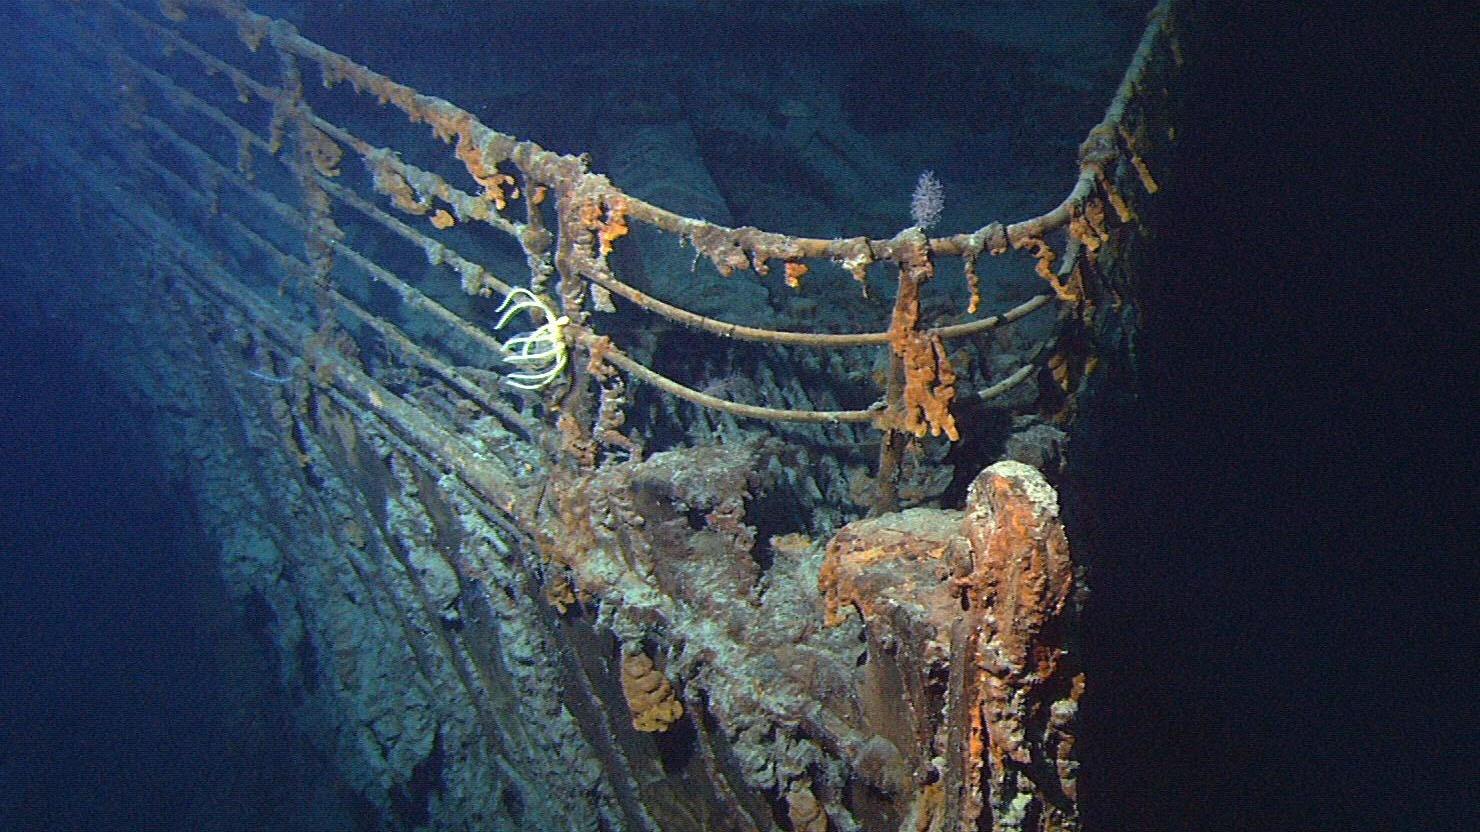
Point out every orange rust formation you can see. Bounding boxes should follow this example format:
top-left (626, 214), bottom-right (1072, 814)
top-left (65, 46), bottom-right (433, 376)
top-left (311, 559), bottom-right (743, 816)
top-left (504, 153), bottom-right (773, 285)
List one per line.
top-left (783, 260), bottom-right (809, 290)
top-left (821, 461), bottom-right (1084, 831)
top-left (368, 155), bottom-right (430, 215)
top-left (880, 231), bottom-right (960, 442)
top-left (452, 126), bottom-right (518, 210)
top-left (620, 648), bottom-right (684, 733)
top-left (786, 781), bottom-right (830, 832)
top-left (819, 508), bottom-right (962, 631)
top-left (596, 197), bottom-right (630, 258)
top-left (958, 462), bottom-right (1082, 832)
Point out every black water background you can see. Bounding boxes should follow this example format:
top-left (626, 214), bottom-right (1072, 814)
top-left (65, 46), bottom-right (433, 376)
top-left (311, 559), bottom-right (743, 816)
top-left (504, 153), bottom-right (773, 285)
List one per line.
top-left (1076, 5), bottom-right (1476, 830)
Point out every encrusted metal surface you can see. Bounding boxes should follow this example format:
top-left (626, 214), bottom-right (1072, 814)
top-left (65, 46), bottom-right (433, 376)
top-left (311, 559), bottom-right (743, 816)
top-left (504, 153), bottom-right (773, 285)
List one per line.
top-left (4, 0), bottom-right (1181, 827)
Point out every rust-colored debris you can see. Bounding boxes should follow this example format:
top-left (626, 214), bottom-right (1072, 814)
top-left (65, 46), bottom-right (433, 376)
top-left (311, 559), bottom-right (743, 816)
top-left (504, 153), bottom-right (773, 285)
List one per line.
top-left (621, 647), bottom-right (684, 733)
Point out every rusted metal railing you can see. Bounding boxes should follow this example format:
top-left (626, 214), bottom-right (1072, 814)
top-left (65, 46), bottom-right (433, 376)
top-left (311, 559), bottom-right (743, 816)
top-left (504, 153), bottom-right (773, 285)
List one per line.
top-left (101, 0), bottom-right (1171, 471)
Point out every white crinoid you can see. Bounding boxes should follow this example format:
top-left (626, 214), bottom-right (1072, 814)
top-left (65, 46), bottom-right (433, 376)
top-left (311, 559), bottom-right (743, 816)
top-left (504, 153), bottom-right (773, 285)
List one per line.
top-left (493, 287), bottom-right (569, 390)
